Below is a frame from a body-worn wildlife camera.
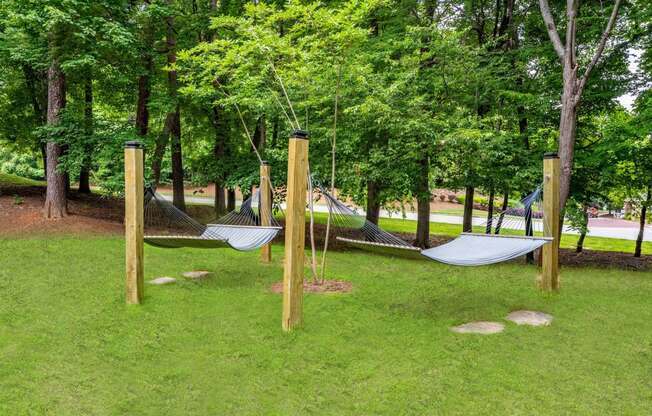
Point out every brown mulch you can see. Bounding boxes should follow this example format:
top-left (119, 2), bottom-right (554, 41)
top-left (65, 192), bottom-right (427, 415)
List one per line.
top-left (270, 279), bottom-right (353, 294)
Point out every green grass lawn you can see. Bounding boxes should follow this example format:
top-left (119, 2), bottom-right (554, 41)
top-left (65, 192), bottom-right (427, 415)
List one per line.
top-left (0, 172), bottom-right (44, 187)
top-left (1, 236), bottom-right (651, 414)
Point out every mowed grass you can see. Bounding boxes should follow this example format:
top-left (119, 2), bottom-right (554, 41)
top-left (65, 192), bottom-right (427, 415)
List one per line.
top-left (0, 172), bottom-right (44, 187)
top-left (1, 236), bottom-right (652, 415)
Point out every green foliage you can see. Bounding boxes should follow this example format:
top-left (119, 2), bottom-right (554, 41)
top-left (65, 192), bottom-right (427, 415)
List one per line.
top-left (0, 147), bottom-right (43, 180)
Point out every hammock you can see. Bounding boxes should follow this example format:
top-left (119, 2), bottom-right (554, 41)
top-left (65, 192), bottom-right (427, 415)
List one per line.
top-left (144, 187), bottom-right (281, 251)
top-left (318, 184), bottom-right (551, 266)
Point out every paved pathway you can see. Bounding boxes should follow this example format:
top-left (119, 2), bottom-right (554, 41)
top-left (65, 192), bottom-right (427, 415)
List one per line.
top-left (163, 194), bottom-right (651, 242)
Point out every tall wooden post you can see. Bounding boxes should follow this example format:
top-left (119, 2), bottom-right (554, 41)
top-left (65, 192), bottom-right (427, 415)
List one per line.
top-left (541, 152), bottom-right (560, 291)
top-left (282, 130), bottom-right (309, 331)
top-left (124, 141), bottom-right (145, 304)
top-left (260, 161), bottom-right (272, 263)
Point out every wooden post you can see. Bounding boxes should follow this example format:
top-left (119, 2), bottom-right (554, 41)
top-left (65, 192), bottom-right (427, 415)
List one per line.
top-left (260, 161), bottom-right (272, 263)
top-left (541, 152), bottom-right (560, 291)
top-left (282, 130), bottom-right (309, 331)
top-left (124, 141), bottom-right (145, 304)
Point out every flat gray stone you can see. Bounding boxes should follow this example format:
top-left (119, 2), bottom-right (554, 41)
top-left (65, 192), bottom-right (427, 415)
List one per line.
top-left (183, 271), bottom-right (213, 280)
top-left (450, 321), bottom-right (505, 335)
top-left (506, 310), bottom-right (553, 326)
top-left (148, 277), bottom-right (177, 285)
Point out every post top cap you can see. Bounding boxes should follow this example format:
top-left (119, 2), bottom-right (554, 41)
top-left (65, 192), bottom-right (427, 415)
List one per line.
top-left (291, 129), bottom-right (309, 140)
top-left (543, 152), bottom-right (558, 159)
top-left (125, 141), bottom-right (143, 149)
top-left (261, 160), bottom-right (270, 165)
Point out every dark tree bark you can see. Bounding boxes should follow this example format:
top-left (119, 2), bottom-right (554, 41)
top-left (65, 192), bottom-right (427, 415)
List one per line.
top-left (227, 189), bottom-right (236, 211)
top-left (211, 106), bottom-right (227, 216)
top-left (253, 114), bottom-right (266, 152)
top-left (365, 180), bottom-right (381, 225)
top-left (151, 121), bottom-right (171, 187)
top-left (136, 57), bottom-right (152, 138)
top-left (170, 109), bottom-right (185, 211)
top-left (415, 157), bottom-right (431, 248)
top-left (635, 188), bottom-right (650, 258)
top-left (43, 59), bottom-right (68, 219)
top-left (271, 116), bottom-right (279, 148)
top-left (462, 186), bottom-right (475, 233)
top-left (576, 205), bottom-right (589, 253)
top-left (494, 191), bottom-right (509, 234)
top-left (485, 188), bottom-right (495, 233)
top-left (165, 0), bottom-right (185, 211)
top-left (78, 75), bottom-right (93, 194)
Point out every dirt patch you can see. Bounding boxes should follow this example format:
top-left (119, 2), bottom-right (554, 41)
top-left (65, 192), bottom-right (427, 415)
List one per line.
top-left (558, 249), bottom-right (652, 271)
top-left (0, 190), bottom-right (123, 237)
top-left (270, 279), bottom-right (353, 294)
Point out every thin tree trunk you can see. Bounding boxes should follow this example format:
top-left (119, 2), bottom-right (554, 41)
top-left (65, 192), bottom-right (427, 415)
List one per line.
top-left (40, 143), bottom-right (47, 180)
top-left (494, 191), bottom-right (509, 234)
top-left (211, 106), bottom-right (227, 216)
top-left (366, 180), bottom-right (381, 225)
top-left (415, 157), bottom-right (431, 248)
top-left (635, 188), bottom-right (650, 258)
top-left (165, 0), bottom-right (185, 211)
top-left (136, 57), bottom-right (152, 137)
top-left (43, 59), bottom-right (68, 219)
top-left (78, 75), bottom-right (93, 194)
top-left (227, 189), bottom-right (236, 211)
top-left (170, 109), bottom-right (185, 211)
top-left (320, 67), bottom-right (341, 283)
top-left (462, 186), bottom-right (475, 233)
top-left (485, 188), bottom-right (495, 233)
top-left (151, 119), bottom-right (171, 187)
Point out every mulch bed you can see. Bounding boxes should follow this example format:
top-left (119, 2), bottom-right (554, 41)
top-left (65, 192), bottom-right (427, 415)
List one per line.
top-left (270, 279), bottom-right (353, 294)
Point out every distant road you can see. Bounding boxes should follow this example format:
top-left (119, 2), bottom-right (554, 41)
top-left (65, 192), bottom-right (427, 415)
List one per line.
top-left (161, 194), bottom-right (651, 242)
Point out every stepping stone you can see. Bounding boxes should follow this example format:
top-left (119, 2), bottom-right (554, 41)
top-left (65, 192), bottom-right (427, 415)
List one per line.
top-left (450, 321), bottom-right (504, 335)
top-left (183, 271), bottom-right (213, 280)
top-left (506, 310), bottom-right (553, 326)
top-left (148, 277), bottom-right (177, 285)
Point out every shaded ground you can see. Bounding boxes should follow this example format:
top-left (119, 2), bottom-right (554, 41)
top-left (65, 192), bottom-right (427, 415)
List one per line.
top-left (1, 186), bottom-right (650, 271)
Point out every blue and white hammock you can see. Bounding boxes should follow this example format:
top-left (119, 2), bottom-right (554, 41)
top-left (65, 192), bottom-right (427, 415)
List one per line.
top-left (319, 184), bottom-right (551, 267)
top-left (143, 188), bottom-right (281, 251)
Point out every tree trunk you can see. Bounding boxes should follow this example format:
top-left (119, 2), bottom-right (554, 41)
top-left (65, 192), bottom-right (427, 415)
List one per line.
top-left (635, 188), bottom-right (650, 258)
top-left (227, 189), bottom-right (236, 211)
top-left (558, 66), bottom-right (578, 214)
top-left (415, 157), bottom-right (430, 248)
top-left (166, 1), bottom-right (185, 211)
top-left (40, 143), bottom-right (47, 180)
top-left (212, 107), bottom-right (227, 216)
top-left (170, 109), bottom-right (185, 211)
top-left (485, 188), bottom-right (495, 233)
top-left (494, 191), bottom-right (509, 234)
top-left (151, 120), bottom-right (171, 187)
top-left (462, 186), bottom-right (474, 233)
top-left (365, 180), bottom-right (381, 225)
top-left (78, 75), bottom-right (93, 194)
top-left (253, 114), bottom-right (266, 153)
top-left (576, 205), bottom-right (589, 253)
top-left (135, 56), bottom-right (152, 137)
top-left (43, 60), bottom-right (68, 219)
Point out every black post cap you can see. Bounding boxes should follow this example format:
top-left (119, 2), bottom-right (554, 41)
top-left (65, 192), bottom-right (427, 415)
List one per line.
top-left (125, 141), bottom-right (143, 149)
top-left (543, 152), bottom-right (558, 159)
top-left (261, 160), bottom-right (270, 165)
top-left (291, 129), bottom-right (309, 140)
